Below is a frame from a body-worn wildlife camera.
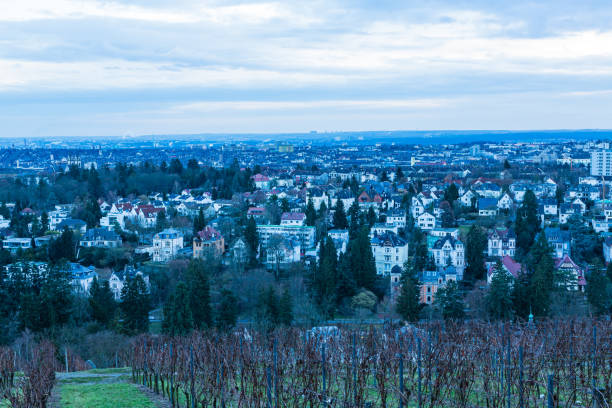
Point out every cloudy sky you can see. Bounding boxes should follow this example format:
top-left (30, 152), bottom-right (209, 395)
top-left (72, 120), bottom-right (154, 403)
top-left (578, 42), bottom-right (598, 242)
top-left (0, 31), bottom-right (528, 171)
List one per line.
top-left (2, 0), bottom-right (612, 137)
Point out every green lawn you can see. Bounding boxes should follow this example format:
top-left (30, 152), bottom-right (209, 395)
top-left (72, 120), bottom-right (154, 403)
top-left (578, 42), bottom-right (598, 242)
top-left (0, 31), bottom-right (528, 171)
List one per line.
top-left (60, 383), bottom-right (157, 408)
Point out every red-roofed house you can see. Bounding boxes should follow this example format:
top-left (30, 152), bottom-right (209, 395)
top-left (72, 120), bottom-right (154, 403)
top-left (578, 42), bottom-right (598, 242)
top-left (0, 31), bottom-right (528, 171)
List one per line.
top-left (280, 212), bottom-right (306, 226)
top-left (193, 226), bottom-right (225, 258)
top-left (554, 255), bottom-right (586, 292)
top-left (487, 255), bottom-right (522, 283)
top-left (252, 174), bottom-right (271, 190)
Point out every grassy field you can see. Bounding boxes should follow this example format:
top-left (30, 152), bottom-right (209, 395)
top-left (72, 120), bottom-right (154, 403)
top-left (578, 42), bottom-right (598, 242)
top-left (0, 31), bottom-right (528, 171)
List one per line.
top-left (55, 368), bottom-right (165, 408)
top-left (60, 383), bottom-right (157, 408)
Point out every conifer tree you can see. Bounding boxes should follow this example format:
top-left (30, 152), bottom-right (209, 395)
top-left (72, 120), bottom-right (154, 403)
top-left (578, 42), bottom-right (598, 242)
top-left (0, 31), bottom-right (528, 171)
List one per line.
top-left (120, 274), bottom-right (150, 335)
top-left (187, 259), bottom-right (212, 329)
top-left (332, 200), bottom-right (348, 229)
top-left (162, 282), bottom-right (194, 336)
top-left (216, 289), bottom-right (239, 331)
top-left (486, 262), bottom-right (514, 320)
top-left (89, 278), bottom-right (117, 327)
top-left (244, 216), bottom-right (259, 266)
top-left (434, 280), bottom-right (465, 319)
top-left (395, 263), bottom-right (421, 322)
top-left (305, 199), bottom-right (317, 226)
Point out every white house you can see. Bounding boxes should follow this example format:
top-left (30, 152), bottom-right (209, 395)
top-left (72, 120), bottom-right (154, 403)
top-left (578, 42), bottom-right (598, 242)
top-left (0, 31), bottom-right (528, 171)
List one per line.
top-left (280, 212), bottom-right (306, 226)
top-left (386, 209), bottom-right (407, 228)
top-left (416, 212), bottom-right (436, 230)
top-left (152, 228), bottom-right (184, 262)
top-left (370, 231), bottom-right (409, 275)
top-left (487, 228), bottom-right (516, 257)
top-left (411, 196), bottom-right (426, 218)
top-left (497, 193), bottom-right (514, 210)
top-left (429, 234), bottom-right (465, 277)
top-left (459, 190), bottom-right (477, 207)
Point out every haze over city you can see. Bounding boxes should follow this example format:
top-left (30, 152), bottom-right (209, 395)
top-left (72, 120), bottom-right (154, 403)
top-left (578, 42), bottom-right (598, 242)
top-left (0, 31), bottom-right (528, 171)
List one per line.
top-left (3, 0), bottom-right (612, 137)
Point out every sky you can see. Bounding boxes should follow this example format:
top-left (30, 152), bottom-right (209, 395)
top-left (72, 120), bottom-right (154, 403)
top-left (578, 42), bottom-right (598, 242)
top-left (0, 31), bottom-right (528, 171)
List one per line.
top-left (2, 0), bottom-right (612, 138)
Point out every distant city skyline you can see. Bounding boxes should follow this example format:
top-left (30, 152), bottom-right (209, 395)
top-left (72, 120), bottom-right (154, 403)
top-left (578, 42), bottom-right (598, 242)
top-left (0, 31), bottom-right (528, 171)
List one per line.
top-left (2, 0), bottom-right (612, 137)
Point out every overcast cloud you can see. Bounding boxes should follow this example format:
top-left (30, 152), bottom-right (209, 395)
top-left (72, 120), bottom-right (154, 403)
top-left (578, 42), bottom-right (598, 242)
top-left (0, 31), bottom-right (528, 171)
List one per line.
top-left (1, 0), bottom-right (612, 137)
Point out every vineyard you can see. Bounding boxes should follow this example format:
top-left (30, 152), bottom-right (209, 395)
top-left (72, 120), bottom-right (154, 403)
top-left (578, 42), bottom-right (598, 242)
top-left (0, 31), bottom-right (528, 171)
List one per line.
top-left (131, 320), bottom-right (612, 408)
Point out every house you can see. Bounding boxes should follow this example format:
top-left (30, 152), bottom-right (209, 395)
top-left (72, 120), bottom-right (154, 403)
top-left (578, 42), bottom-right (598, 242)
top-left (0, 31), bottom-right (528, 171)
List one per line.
top-left (540, 198), bottom-right (558, 216)
top-left (497, 193), bottom-right (514, 210)
top-left (570, 198), bottom-right (587, 214)
top-left (474, 183), bottom-right (502, 199)
top-left (330, 189), bottom-right (355, 211)
top-left (280, 212), bottom-right (306, 226)
top-left (429, 234), bottom-right (465, 277)
top-left (386, 209), bottom-right (407, 228)
top-left (152, 228), bottom-right (184, 262)
top-left (308, 188), bottom-right (329, 210)
top-left (193, 226), bottom-right (225, 258)
top-left (410, 196), bottom-right (426, 218)
top-left (544, 227), bottom-right (571, 258)
top-left (67, 263), bottom-right (98, 294)
top-left (419, 268), bottom-right (459, 304)
top-left (257, 224), bottom-right (316, 251)
top-left (370, 231), bottom-right (409, 275)
top-left (108, 266), bottom-right (150, 300)
top-left (136, 206), bottom-right (165, 228)
top-left (416, 212), bottom-right (436, 230)
top-left (252, 174), bottom-right (271, 190)
top-left (459, 190), bottom-right (477, 207)
top-left (265, 238), bottom-right (301, 269)
top-left (48, 209), bottom-right (70, 231)
top-left (554, 255), bottom-right (586, 292)
top-left (79, 228), bottom-right (123, 248)
top-left (487, 256), bottom-right (522, 283)
top-left (327, 229), bottom-right (349, 255)
top-left (231, 238), bottom-right (249, 264)
top-left (478, 198), bottom-right (499, 217)
top-left (2, 237), bottom-right (33, 253)
top-left (57, 219), bottom-right (87, 235)
top-left (591, 216), bottom-right (612, 234)
top-left (559, 203), bottom-right (580, 224)
top-left (487, 228), bottom-right (516, 257)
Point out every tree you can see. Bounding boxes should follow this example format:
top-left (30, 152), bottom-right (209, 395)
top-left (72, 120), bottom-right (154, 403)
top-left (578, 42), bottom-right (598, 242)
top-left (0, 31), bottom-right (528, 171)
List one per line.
top-left (162, 282), bottom-right (194, 336)
top-left (280, 197), bottom-right (290, 213)
top-left (216, 289), bottom-right (239, 330)
top-left (443, 183), bottom-right (459, 204)
top-left (310, 236), bottom-right (338, 317)
top-left (434, 280), bottom-right (465, 319)
top-left (193, 207), bottom-right (206, 234)
top-left (278, 288), bottom-right (293, 326)
top-left (503, 159), bottom-right (511, 169)
top-left (527, 233), bottom-right (555, 317)
top-left (244, 216), bottom-right (259, 266)
top-left (439, 201), bottom-right (455, 228)
top-left (486, 262), bottom-right (514, 320)
top-left (305, 200), bottom-right (316, 227)
top-left (156, 210), bottom-right (168, 231)
top-left (332, 200), bottom-right (348, 229)
top-left (586, 266), bottom-right (612, 315)
top-left (464, 226), bottom-right (487, 282)
top-left (380, 170), bottom-right (389, 182)
top-left (48, 228), bottom-right (75, 263)
top-left (120, 274), bottom-right (150, 335)
top-left (169, 158), bottom-right (183, 174)
top-left (348, 200), bottom-right (361, 238)
top-left (396, 265), bottom-right (421, 322)
top-left (40, 211), bottom-right (49, 234)
top-left (515, 190), bottom-right (539, 254)
top-left (186, 259), bottom-right (212, 329)
top-left (396, 166), bottom-right (404, 180)
top-left (89, 278), bottom-right (117, 327)
top-left (366, 207), bottom-right (377, 227)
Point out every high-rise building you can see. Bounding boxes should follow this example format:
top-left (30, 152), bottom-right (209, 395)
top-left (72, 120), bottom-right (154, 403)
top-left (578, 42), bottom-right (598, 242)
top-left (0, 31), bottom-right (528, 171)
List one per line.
top-left (591, 150), bottom-right (612, 176)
